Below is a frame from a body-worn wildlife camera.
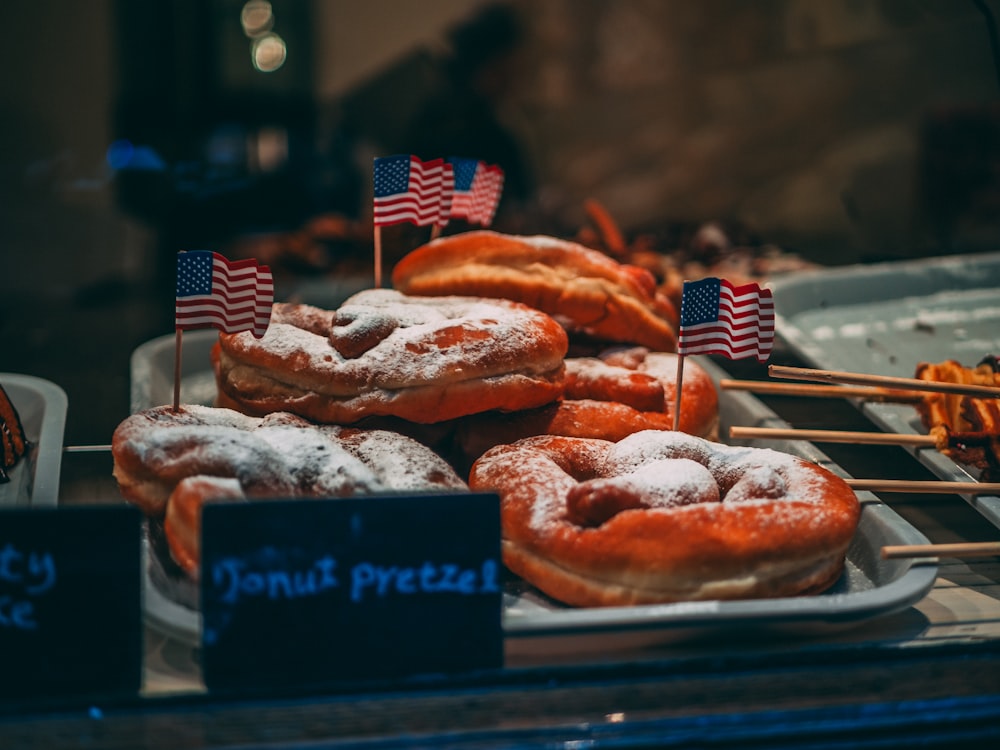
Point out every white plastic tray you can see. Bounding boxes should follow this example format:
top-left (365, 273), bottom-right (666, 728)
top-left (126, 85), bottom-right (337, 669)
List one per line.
top-left (0, 373), bottom-right (67, 507)
top-left (769, 251), bottom-right (1000, 528)
top-left (129, 331), bottom-right (936, 648)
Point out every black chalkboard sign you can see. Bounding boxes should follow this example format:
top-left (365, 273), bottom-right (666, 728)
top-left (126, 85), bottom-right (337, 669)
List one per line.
top-left (0, 505), bottom-right (143, 700)
top-left (200, 491), bottom-right (503, 692)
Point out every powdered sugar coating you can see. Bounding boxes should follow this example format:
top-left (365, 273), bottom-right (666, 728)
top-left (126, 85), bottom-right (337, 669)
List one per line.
top-left (113, 404), bottom-right (468, 510)
top-left (600, 430), bottom-right (817, 500)
top-left (232, 290), bottom-right (567, 390)
top-left (330, 426), bottom-right (466, 491)
top-left (564, 357), bottom-right (664, 410)
top-left (542, 430), bottom-right (830, 533)
top-left (467, 429), bottom-right (861, 606)
top-left (472, 427), bottom-right (851, 536)
top-left (593, 457), bottom-right (721, 508)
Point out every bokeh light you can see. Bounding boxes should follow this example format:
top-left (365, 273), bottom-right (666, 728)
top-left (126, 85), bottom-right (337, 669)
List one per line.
top-left (240, 1), bottom-right (273, 38)
top-left (251, 32), bottom-right (286, 72)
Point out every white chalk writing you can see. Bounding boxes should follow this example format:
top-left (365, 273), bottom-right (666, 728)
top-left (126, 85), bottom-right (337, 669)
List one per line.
top-left (209, 555), bottom-right (500, 606)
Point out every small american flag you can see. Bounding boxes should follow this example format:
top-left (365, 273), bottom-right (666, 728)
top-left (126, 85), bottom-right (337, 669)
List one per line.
top-left (373, 155), bottom-right (454, 227)
top-left (677, 277), bottom-right (774, 362)
top-left (175, 251), bottom-right (273, 338)
top-left (447, 157), bottom-right (504, 226)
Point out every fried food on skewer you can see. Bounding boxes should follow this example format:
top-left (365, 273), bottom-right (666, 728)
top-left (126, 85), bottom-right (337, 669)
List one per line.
top-left (915, 356), bottom-right (1000, 479)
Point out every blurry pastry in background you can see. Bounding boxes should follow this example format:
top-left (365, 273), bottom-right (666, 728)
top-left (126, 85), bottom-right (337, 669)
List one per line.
top-left (392, 230), bottom-right (678, 352)
top-left (574, 199), bottom-right (819, 311)
top-left (223, 212), bottom-right (371, 278)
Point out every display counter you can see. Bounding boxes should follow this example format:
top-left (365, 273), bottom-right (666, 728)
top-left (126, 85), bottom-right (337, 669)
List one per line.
top-left (2, 254), bottom-right (1000, 748)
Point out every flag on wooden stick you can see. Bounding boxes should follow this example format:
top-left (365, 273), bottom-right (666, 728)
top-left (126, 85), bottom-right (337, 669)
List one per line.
top-left (373, 155), bottom-right (453, 227)
top-left (672, 277), bottom-right (774, 430)
top-left (175, 251), bottom-right (273, 338)
top-left (677, 277), bottom-right (775, 363)
top-left (372, 154), bottom-right (455, 286)
top-left (173, 250), bottom-right (273, 410)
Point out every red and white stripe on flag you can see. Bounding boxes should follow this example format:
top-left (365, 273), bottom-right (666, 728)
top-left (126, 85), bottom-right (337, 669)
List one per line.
top-left (373, 154), bottom-right (454, 227)
top-left (175, 251), bottom-right (274, 338)
top-left (448, 158), bottom-right (504, 226)
top-left (470, 163), bottom-right (504, 226)
top-left (677, 277), bottom-right (774, 363)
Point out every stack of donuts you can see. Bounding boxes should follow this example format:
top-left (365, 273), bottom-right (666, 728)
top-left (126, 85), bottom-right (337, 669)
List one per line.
top-left (113, 230), bottom-right (860, 607)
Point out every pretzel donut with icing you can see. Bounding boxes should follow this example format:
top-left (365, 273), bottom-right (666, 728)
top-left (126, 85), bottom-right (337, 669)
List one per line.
top-left (391, 230), bottom-right (678, 351)
top-left (213, 289), bottom-right (569, 424)
top-left (112, 404), bottom-right (469, 576)
top-left (469, 430), bottom-right (860, 607)
top-left (457, 347), bottom-right (719, 464)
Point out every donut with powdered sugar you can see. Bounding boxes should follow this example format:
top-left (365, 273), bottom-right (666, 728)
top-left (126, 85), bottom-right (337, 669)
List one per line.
top-left (213, 289), bottom-right (569, 425)
top-left (391, 230), bottom-right (678, 351)
top-left (469, 430), bottom-right (860, 607)
top-left (112, 404), bottom-right (469, 576)
top-left (456, 347), bottom-right (719, 466)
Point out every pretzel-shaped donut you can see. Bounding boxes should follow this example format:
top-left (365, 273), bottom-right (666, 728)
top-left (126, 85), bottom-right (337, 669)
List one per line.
top-left (214, 290), bottom-right (569, 424)
top-left (469, 430), bottom-right (860, 607)
top-left (391, 230), bottom-right (678, 350)
top-left (112, 405), bottom-right (469, 576)
top-left (456, 347), bottom-right (719, 465)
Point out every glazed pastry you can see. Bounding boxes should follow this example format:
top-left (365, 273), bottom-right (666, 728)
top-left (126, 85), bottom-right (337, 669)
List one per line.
top-left (392, 230), bottom-right (678, 351)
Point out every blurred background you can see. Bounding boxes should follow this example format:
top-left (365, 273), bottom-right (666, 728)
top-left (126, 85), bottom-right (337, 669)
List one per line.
top-left (4, 0), bottom-right (1000, 446)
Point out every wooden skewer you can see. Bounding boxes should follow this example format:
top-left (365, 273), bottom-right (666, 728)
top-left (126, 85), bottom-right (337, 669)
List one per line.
top-left (732, 427), bottom-right (998, 492)
top-left (845, 478), bottom-right (1000, 494)
top-left (719, 379), bottom-right (922, 403)
top-left (881, 542), bottom-right (1000, 559)
top-left (63, 445), bottom-right (112, 453)
top-left (769, 364), bottom-right (1000, 399)
top-left (729, 426), bottom-right (936, 447)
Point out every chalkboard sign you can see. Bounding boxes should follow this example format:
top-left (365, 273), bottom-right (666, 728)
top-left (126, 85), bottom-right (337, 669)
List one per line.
top-left (200, 491), bottom-right (503, 692)
top-left (0, 505), bottom-right (143, 700)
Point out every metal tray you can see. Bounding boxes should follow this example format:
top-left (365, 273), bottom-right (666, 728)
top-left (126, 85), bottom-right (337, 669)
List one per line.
top-left (129, 331), bottom-right (937, 649)
top-left (769, 251), bottom-right (1000, 528)
top-left (0, 373), bottom-right (67, 507)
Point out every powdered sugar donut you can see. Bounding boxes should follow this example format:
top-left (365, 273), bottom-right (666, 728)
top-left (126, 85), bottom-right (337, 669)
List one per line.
top-left (468, 430), bottom-right (860, 607)
top-left (112, 404), bottom-right (469, 576)
top-left (213, 289), bottom-right (569, 424)
top-left (564, 347), bottom-right (718, 438)
top-left (456, 347), bottom-right (718, 465)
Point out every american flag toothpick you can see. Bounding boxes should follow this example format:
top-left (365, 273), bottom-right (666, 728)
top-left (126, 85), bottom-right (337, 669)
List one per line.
top-left (173, 250), bottom-right (274, 410)
top-left (372, 155), bottom-right (455, 286)
top-left (673, 277), bottom-right (775, 430)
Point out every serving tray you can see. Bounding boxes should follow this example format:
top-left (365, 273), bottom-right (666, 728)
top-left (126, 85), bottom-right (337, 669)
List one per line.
top-left (0, 373), bottom-right (68, 507)
top-left (769, 251), bottom-right (1000, 528)
top-left (129, 331), bottom-right (936, 649)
